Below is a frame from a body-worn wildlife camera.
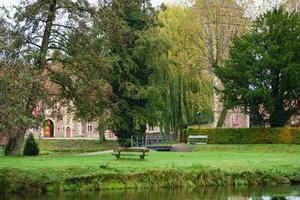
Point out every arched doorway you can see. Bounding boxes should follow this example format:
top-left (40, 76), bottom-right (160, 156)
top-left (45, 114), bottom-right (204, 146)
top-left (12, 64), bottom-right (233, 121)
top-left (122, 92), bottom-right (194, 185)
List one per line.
top-left (66, 127), bottom-right (71, 138)
top-left (44, 119), bottom-right (54, 137)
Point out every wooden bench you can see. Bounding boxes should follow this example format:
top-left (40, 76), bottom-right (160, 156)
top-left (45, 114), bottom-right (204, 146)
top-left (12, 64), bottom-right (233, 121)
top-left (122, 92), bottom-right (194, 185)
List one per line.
top-left (113, 147), bottom-right (149, 159)
top-left (188, 135), bottom-right (208, 144)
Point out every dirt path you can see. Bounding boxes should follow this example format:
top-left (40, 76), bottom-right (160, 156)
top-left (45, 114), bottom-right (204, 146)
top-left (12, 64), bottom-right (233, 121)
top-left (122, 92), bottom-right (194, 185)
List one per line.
top-left (77, 149), bottom-right (113, 156)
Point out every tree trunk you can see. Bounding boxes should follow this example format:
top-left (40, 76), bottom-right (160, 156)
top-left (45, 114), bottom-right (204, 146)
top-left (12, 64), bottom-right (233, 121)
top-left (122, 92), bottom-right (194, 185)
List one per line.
top-left (5, 126), bottom-right (27, 156)
top-left (177, 74), bottom-right (185, 143)
top-left (217, 107), bottom-right (227, 127)
top-left (98, 124), bottom-right (106, 144)
top-left (179, 127), bottom-right (185, 143)
top-left (269, 106), bottom-right (292, 127)
top-left (39, 0), bottom-right (57, 69)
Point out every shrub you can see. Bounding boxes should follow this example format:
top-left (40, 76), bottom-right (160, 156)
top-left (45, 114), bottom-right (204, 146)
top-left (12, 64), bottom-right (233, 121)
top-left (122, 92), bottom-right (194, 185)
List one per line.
top-left (186, 127), bottom-right (300, 144)
top-left (117, 138), bottom-right (131, 147)
top-left (23, 134), bottom-right (39, 156)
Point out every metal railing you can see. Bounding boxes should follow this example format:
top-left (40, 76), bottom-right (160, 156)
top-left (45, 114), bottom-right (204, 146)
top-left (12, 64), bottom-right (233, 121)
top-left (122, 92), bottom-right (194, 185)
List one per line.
top-left (131, 134), bottom-right (177, 147)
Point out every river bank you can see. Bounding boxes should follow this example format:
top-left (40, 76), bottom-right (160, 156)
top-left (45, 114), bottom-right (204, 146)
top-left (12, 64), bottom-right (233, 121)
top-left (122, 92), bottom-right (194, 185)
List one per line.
top-left (0, 166), bottom-right (299, 194)
top-left (3, 185), bottom-right (300, 200)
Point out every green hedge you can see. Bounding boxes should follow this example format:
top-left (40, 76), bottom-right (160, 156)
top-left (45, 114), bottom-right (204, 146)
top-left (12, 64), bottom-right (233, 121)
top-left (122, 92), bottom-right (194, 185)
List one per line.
top-left (186, 128), bottom-right (300, 144)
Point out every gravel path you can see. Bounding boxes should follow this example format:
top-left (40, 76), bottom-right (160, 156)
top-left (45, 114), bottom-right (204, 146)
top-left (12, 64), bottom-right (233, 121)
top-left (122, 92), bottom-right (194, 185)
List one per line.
top-left (78, 149), bottom-right (113, 156)
top-left (171, 143), bottom-right (193, 152)
top-left (77, 143), bottom-right (193, 156)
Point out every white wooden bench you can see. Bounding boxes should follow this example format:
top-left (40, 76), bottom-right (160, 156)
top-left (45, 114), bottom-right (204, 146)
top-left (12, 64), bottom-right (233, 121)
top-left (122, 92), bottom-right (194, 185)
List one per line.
top-left (188, 135), bottom-right (208, 144)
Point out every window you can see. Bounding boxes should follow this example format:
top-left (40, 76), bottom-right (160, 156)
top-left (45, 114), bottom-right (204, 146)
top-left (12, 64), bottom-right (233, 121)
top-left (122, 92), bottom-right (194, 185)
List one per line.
top-left (148, 125), bottom-right (154, 131)
top-left (88, 125), bottom-right (93, 132)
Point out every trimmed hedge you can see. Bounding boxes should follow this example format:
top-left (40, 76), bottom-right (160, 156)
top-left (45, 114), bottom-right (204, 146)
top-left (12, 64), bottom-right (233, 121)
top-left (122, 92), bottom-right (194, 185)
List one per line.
top-left (186, 128), bottom-right (300, 144)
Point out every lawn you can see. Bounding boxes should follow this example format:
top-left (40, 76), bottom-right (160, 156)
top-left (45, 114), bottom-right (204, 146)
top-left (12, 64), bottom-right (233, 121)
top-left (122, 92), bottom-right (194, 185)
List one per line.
top-left (192, 144), bottom-right (300, 154)
top-left (0, 144), bottom-right (299, 173)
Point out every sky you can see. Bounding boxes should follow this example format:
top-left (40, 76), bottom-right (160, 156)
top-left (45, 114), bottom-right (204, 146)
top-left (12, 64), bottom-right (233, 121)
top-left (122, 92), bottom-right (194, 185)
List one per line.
top-left (0, 0), bottom-right (284, 17)
top-left (0, 0), bottom-right (175, 7)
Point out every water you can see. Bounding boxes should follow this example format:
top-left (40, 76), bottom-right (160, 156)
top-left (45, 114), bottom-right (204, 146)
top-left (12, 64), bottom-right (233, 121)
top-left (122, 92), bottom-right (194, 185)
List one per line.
top-left (2, 185), bottom-right (300, 200)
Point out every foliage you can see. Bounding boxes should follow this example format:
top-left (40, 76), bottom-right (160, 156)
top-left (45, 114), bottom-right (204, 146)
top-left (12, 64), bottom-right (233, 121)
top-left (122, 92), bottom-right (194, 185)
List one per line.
top-left (151, 5), bottom-right (213, 140)
top-left (0, 167), bottom-right (294, 194)
top-left (95, 0), bottom-right (161, 146)
top-left (215, 6), bottom-right (300, 127)
top-left (23, 134), bottom-right (39, 156)
top-left (195, 0), bottom-right (249, 66)
top-left (48, 11), bottom-right (115, 142)
top-left (0, 0), bottom-right (92, 155)
top-left (194, 0), bottom-right (251, 127)
top-left (0, 60), bottom-right (45, 156)
top-left (187, 127), bottom-right (300, 144)
top-left (0, 61), bottom-right (44, 133)
top-left (284, 0), bottom-right (300, 12)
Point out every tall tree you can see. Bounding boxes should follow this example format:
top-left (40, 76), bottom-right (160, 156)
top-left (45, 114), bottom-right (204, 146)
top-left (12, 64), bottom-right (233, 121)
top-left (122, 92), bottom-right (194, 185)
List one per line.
top-left (152, 5), bottom-right (213, 142)
top-left (49, 15), bottom-right (115, 142)
top-left (215, 6), bottom-right (300, 127)
top-left (97, 0), bottom-right (160, 146)
top-left (0, 0), bottom-right (91, 155)
top-left (194, 0), bottom-right (251, 127)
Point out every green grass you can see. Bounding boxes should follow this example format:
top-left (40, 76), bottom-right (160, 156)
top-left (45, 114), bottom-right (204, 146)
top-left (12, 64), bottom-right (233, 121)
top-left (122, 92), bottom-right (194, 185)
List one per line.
top-left (36, 139), bottom-right (116, 155)
top-left (0, 144), bottom-right (299, 172)
top-left (0, 146), bottom-right (3, 156)
top-left (192, 144), bottom-right (300, 154)
top-left (1, 144), bottom-right (300, 194)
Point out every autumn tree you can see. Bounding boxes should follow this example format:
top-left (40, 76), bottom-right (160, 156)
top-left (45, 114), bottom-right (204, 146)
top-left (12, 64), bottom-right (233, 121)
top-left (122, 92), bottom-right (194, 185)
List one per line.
top-left (284, 0), bottom-right (300, 12)
top-left (194, 0), bottom-right (251, 127)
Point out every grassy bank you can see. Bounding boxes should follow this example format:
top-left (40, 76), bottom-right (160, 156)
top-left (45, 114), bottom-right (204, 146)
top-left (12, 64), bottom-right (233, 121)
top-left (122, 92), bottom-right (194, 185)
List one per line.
top-left (0, 144), bottom-right (300, 194)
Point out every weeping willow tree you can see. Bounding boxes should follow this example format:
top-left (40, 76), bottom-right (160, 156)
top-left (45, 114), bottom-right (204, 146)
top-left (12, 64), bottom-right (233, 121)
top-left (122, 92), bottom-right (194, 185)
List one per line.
top-left (150, 4), bottom-right (214, 141)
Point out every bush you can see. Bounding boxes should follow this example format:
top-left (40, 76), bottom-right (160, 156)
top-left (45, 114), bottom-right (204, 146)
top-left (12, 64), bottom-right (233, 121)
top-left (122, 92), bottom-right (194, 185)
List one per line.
top-left (117, 137), bottom-right (131, 147)
top-left (186, 127), bottom-right (300, 144)
top-left (23, 134), bottom-right (39, 156)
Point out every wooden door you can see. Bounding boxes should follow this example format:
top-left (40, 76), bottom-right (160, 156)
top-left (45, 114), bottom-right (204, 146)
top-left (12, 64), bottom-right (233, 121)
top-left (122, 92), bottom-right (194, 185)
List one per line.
top-left (66, 127), bottom-right (71, 138)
